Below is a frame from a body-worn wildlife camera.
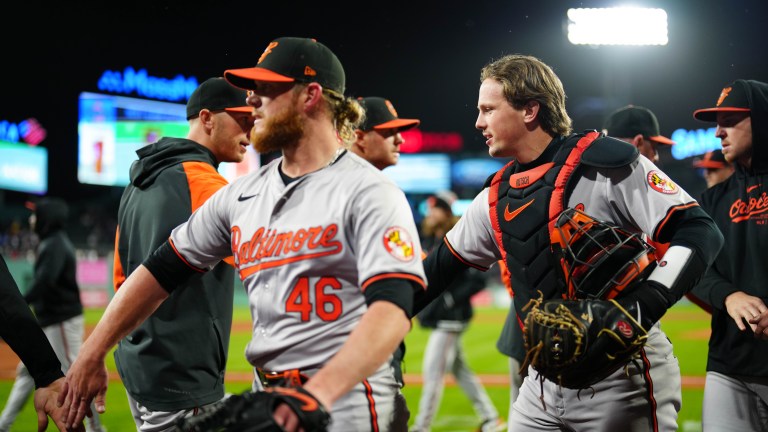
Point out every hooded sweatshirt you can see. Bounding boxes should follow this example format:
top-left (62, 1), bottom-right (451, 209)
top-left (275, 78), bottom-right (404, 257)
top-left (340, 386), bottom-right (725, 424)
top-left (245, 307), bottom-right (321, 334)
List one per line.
top-left (694, 79), bottom-right (768, 376)
top-left (24, 197), bottom-right (83, 327)
top-left (112, 137), bottom-right (235, 411)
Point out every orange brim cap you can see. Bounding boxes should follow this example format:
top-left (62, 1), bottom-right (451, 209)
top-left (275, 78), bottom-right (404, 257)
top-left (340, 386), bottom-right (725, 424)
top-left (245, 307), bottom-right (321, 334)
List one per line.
top-left (649, 135), bottom-right (675, 145)
top-left (224, 67), bottom-right (295, 91)
top-left (373, 118), bottom-right (421, 131)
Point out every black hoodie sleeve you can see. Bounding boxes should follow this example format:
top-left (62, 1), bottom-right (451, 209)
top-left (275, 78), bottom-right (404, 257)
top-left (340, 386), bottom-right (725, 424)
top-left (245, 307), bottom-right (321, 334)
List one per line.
top-left (0, 255), bottom-right (63, 389)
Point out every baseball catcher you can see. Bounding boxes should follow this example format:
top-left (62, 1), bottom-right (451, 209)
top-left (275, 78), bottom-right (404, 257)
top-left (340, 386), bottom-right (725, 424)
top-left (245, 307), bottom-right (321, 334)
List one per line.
top-left (174, 386), bottom-right (330, 432)
top-left (521, 208), bottom-right (655, 389)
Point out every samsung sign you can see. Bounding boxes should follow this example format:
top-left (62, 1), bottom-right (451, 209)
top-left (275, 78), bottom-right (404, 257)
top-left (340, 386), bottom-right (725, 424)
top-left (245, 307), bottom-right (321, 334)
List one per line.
top-left (97, 67), bottom-right (198, 102)
top-left (670, 127), bottom-right (721, 160)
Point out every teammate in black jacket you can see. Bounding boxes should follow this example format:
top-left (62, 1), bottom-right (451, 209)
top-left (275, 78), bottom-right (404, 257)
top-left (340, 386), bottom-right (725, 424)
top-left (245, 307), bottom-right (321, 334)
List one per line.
top-left (0, 253), bottom-right (84, 431)
top-left (692, 79), bottom-right (768, 432)
top-left (0, 198), bottom-right (104, 431)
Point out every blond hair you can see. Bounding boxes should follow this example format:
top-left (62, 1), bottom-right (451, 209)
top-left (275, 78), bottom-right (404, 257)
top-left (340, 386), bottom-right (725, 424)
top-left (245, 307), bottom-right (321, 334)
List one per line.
top-left (324, 89), bottom-right (365, 148)
top-left (480, 54), bottom-right (572, 136)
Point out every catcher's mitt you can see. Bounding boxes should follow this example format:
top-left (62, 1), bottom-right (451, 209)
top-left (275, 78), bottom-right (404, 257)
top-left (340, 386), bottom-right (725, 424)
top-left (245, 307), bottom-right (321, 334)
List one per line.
top-left (521, 295), bottom-right (648, 390)
top-left (174, 386), bottom-right (330, 432)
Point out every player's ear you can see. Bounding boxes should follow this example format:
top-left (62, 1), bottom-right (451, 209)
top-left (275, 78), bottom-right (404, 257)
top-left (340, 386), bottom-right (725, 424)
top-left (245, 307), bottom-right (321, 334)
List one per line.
top-left (631, 134), bottom-right (644, 149)
top-left (523, 100), bottom-right (540, 124)
top-left (303, 82), bottom-right (324, 108)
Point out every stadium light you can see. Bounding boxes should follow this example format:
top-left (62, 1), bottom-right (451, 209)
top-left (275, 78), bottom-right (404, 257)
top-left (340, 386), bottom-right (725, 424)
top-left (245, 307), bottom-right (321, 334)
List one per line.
top-left (567, 7), bottom-right (669, 46)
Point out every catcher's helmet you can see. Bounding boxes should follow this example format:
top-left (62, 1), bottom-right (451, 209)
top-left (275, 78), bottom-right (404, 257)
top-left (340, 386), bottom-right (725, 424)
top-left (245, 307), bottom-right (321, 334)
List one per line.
top-left (552, 207), bottom-right (656, 300)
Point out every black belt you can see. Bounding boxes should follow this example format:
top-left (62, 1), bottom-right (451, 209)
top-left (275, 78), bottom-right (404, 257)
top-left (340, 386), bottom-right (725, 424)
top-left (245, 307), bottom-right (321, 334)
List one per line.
top-left (256, 368), bottom-right (309, 388)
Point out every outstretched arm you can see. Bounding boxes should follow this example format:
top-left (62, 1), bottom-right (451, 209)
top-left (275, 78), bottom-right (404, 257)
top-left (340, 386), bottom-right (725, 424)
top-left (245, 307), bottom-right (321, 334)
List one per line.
top-left (59, 265), bottom-right (169, 428)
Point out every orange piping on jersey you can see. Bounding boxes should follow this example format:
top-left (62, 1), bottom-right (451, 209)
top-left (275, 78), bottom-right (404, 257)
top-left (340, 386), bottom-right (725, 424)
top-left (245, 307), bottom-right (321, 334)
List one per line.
top-left (168, 238), bottom-right (207, 273)
top-left (238, 248), bottom-right (343, 280)
top-left (113, 226), bottom-right (126, 292)
top-left (363, 379), bottom-right (380, 432)
top-left (488, 161), bottom-right (514, 264)
top-left (182, 161), bottom-right (228, 212)
top-left (640, 347), bottom-right (660, 432)
top-left (443, 237), bottom-right (490, 271)
top-left (361, 273), bottom-right (426, 291)
top-left (509, 162), bottom-right (554, 189)
top-left (652, 202), bottom-right (700, 242)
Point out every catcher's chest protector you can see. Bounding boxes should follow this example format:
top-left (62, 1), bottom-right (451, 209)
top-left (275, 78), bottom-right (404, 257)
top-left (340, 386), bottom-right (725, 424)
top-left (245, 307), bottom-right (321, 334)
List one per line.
top-left (488, 131), bottom-right (600, 320)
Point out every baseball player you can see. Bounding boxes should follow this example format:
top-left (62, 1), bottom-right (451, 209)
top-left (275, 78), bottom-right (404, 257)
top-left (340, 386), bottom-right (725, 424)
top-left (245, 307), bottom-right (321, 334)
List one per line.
top-left (603, 105), bottom-right (675, 165)
top-left (352, 95), bottom-right (420, 431)
top-left (60, 36), bottom-right (426, 432)
top-left (0, 253), bottom-right (85, 432)
top-left (352, 96), bottom-right (420, 170)
top-left (692, 149), bottom-right (734, 189)
top-left (691, 79), bottom-right (768, 432)
top-left (111, 77), bottom-right (252, 430)
top-left (415, 54), bottom-right (723, 431)
top-left (411, 194), bottom-right (504, 432)
top-left (0, 199), bottom-right (106, 432)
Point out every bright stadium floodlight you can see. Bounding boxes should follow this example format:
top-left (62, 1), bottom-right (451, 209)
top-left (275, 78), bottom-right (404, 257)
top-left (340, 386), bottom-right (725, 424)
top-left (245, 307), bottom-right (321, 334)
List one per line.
top-left (567, 7), bottom-right (669, 46)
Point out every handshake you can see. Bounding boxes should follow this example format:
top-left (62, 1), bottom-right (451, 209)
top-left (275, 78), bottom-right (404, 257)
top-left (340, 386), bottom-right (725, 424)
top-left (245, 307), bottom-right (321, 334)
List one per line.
top-left (174, 386), bottom-right (330, 432)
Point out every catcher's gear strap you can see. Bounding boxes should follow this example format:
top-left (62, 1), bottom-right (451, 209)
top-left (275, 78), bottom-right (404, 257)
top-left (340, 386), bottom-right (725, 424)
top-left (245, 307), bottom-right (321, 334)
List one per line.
top-left (486, 131), bottom-right (600, 307)
top-left (144, 240), bottom-right (200, 293)
top-left (579, 135), bottom-right (639, 168)
top-left (364, 278), bottom-right (417, 318)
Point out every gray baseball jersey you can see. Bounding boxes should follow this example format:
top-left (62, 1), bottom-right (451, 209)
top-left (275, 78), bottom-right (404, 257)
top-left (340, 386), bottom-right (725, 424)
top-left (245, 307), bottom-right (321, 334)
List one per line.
top-left (167, 150), bottom-right (426, 429)
top-left (447, 155), bottom-right (694, 431)
top-left (170, 151), bottom-right (425, 369)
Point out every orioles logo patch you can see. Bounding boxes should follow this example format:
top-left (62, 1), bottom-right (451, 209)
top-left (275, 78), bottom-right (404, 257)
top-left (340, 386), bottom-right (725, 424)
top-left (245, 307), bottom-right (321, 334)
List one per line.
top-left (383, 227), bottom-right (415, 262)
top-left (647, 170), bottom-right (678, 194)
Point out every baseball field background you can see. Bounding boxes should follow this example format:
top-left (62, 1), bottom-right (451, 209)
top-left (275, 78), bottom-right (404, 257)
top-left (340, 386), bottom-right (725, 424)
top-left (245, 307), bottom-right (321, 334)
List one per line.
top-left (0, 300), bottom-right (709, 431)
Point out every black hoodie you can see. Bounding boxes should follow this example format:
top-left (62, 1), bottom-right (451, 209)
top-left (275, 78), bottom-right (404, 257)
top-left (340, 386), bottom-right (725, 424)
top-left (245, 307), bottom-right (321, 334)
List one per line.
top-left (113, 136), bottom-right (236, 411)
top-left (24, 197), bottom-right (83, 327)
top-left (693, 79), bottom-right (768, 376)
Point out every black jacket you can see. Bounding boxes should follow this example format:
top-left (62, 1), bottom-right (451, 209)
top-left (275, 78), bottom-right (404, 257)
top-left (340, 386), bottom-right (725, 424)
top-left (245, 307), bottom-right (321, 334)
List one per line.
top-left (693, 79), bottom-right (768, 376)
top-left (24, 198), bottom-right (83, 327)
top-left (417, 267), bottom-right (485, 328)
top-left (0, 254), bottom-right (63, 388)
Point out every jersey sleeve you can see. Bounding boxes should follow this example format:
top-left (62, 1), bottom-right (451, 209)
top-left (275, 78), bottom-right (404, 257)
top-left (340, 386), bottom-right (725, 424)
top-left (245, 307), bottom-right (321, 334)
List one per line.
top-left (169, 182), bottom-right (236, 270)
top-left (445, 188), bottom-right (502, 268)
top-left (350, 181), bottom-right (426, 291)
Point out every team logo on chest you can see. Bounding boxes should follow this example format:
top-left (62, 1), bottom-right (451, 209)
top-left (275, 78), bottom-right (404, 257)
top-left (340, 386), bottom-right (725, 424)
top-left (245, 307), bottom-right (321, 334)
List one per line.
top-left (647, 170), bottom-right (678, 195)
top-left (383, 227), bottom-right (416, 262)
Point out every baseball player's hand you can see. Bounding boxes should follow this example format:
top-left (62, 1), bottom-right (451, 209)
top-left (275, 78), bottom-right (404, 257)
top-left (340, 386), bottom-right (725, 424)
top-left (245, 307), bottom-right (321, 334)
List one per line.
top-left (34, 377), bottom-right (85, 432)
top-left (724, 291), bottom-right (766, 331)
top-left (58, 353), bottom-right (108, 429)
top-left (750, 310), bottom-right (768, 339)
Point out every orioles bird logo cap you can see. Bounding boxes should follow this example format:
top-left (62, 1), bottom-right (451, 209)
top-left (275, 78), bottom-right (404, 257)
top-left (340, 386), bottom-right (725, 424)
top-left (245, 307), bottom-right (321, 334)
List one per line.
top-left (693, 80), bottom-right (751, 122)
top-left (224, 37), bottom-right (345, 95)
top-left (357, 97), bottom-right (420, 131)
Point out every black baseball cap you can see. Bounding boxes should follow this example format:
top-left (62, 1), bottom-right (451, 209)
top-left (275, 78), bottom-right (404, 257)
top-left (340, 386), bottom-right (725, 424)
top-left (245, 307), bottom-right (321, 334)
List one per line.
top-left (603, 105), bottom-right (675, 145)
top-left (224, 37), bottom-right (345, 94)
top-left (693, 80), bottom-right (751, 122)
top-left (358, 97), bottom-right (420, 131)
top-left (186, 77), bottom-right (251, 120)
top-left (692, 149), bottom-right (729, 169)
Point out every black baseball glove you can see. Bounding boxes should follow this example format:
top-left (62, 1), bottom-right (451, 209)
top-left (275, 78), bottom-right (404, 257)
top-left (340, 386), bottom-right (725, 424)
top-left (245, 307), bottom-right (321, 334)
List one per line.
top-left (521, 296), bottom-right (648, 389)
top-left (174, 386), bottom-right (331, 432)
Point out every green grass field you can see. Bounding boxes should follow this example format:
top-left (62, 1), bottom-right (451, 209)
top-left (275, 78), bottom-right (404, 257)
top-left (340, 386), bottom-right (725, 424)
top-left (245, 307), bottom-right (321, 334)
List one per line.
top-left (0, 301), bottom-right (710, 431)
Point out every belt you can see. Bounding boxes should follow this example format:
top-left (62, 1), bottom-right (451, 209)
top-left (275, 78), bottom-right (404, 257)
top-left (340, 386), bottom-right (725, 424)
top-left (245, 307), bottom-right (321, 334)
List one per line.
top-left (256, 368), bottom-right (309, 388)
